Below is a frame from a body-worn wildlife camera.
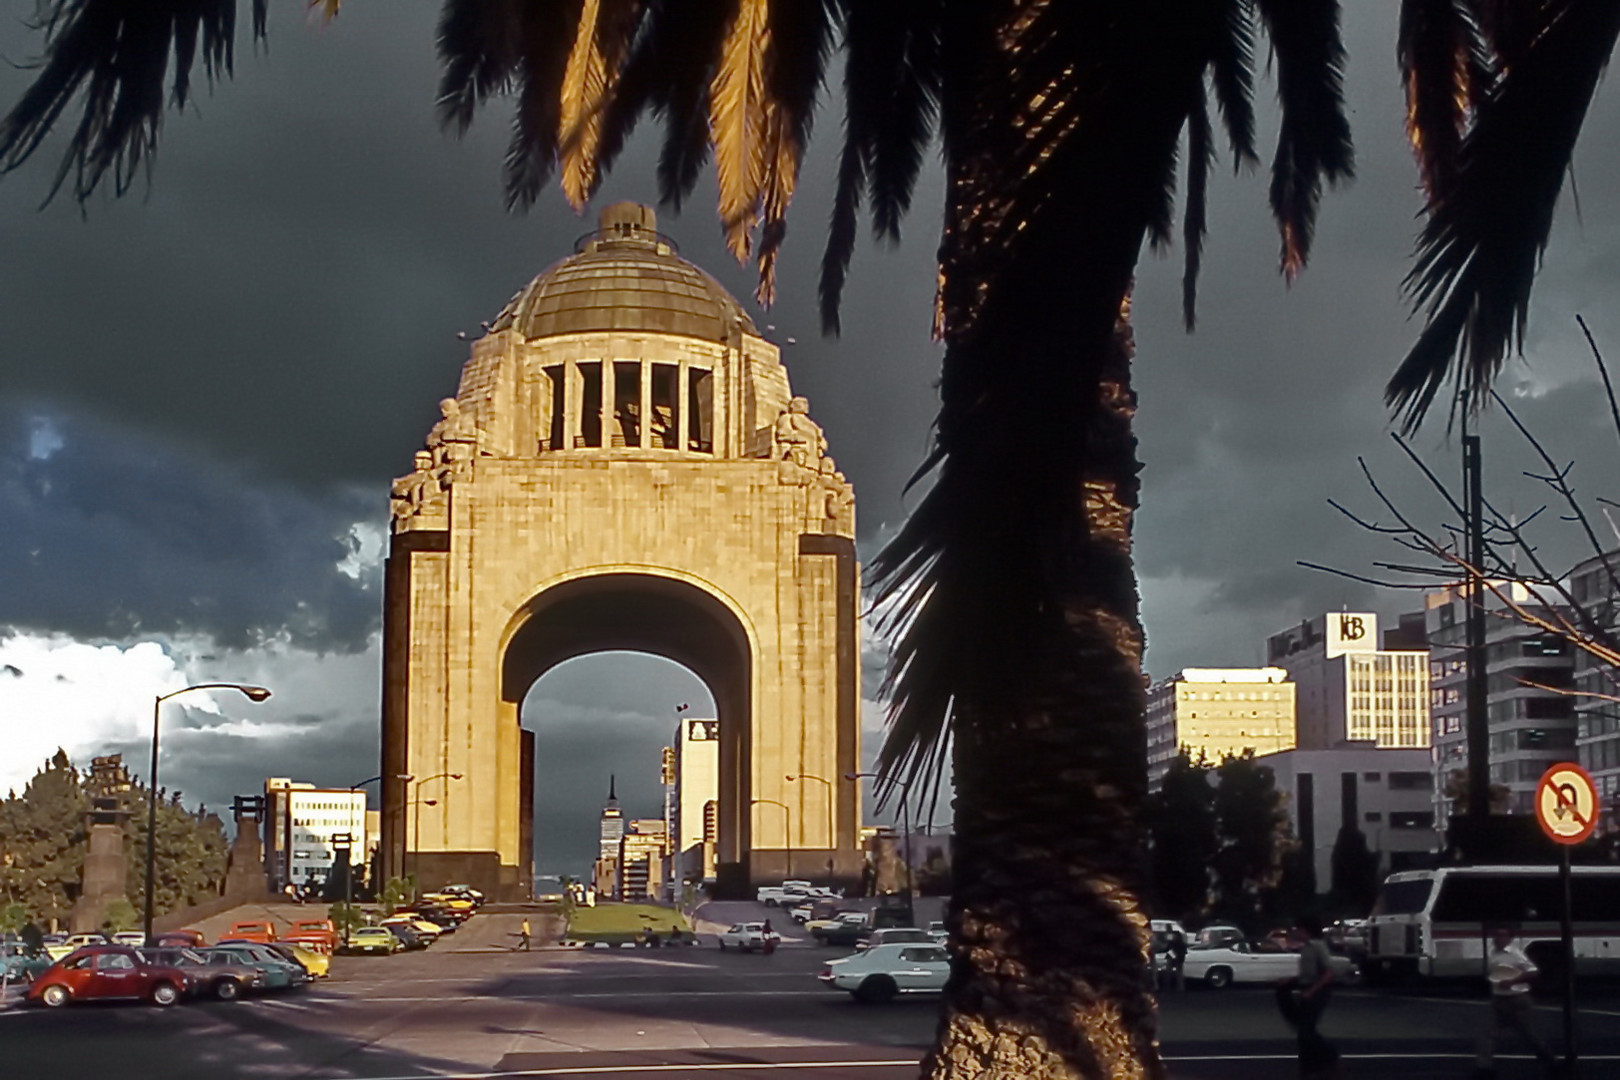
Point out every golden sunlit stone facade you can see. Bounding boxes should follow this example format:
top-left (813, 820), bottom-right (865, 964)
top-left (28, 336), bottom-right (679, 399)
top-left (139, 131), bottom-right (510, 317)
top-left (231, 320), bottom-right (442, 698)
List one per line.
top-left (380, 204), bottom-right (861, 899)
top-left (1146, 667), bottom-right (1297, 788)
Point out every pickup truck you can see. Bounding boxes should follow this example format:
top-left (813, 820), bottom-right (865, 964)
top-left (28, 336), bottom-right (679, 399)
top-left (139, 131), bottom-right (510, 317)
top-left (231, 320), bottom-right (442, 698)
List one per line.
top-left (809, 912), bottom-right (871, 946)
top-left (758, 881), bottom-right (842, 907)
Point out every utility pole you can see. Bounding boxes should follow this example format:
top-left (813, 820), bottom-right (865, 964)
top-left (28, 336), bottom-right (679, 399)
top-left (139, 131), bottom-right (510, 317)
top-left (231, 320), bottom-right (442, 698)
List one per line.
top-left (1463, 430), bottom-right (1491, 831)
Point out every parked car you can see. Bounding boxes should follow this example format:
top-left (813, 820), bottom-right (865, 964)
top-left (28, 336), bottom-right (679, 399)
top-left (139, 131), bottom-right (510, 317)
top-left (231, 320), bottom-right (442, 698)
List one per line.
top-left (264, 942), bottom-right (330, 979)
top-left (927, 921), bottom-right (947, 945)
top-left (341, 927), bottom-right (401, 956)
top-left (809, 912), bottom-right (871, 947)
top-left (138, 947), bottom-right (263, 1001)
top-left (1, 942), bottom-right (53, 983)
top-left (439, 884), bottom-right (485, 905)
top-left (1182, 941), bottom-right (1357, 990)
top-left (1193, 924), bottom-right (1245, 949)
top-left (383, 922), bottom-right (427, 951)
top-left (208, 944), bottom-right (310, 990)
top-left (27, 946), bottom-right (193, 1007)
top-left (382, 915), bottom-right (442, 944)
top-left (110, 931), bottom-right (146, 947)
top-left (224, 921), bottom-right (278, 944)
top-left (283, 919), bottom-right (337, 953)
top-left (857, 928), bottom-right (933, 953)
top-left (62, 932), bottom-right (110, 951)
top-left (717, 922), bottom-right (781, 953)
top-left (820, 943), bottom-right (950, 1003)
top-left (155, 930), bottom-right (207, 949)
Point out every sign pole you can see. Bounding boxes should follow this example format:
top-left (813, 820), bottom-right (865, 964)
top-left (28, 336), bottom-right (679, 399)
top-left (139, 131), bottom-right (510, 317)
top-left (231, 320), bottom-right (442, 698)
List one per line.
top-left (1561, 841), bottom-right (1577, 1077)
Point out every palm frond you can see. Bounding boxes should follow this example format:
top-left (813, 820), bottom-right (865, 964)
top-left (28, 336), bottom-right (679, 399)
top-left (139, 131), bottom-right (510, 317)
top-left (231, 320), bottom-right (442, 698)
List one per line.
top-left (647, 0), bottom-right (733, 209)
top-left (0, 0), bottom-right (264, 205)
top-left (869, 0), bottom-right (942, 242)
top-left (1210, 0), bottom-right (1259, 167)
top-left (709, 0), bottom-right (770, 261)
top-left (1183, 88), bottom-right (1213, 331)
top-left (558, 0), bottom-right (642, 208)
top-left (817, 116), bottom-right (865, 335)
top-left (1398, 0), bottom-right (1488, 196)
top-left (1254, 0), bottom-right (1355, 280)
top-left (435, 0), bottom-right (523, 134)
top-left (500, 0), bottom-right (586, 210)
top-left (1389, 0), bottom-right (1620, 429)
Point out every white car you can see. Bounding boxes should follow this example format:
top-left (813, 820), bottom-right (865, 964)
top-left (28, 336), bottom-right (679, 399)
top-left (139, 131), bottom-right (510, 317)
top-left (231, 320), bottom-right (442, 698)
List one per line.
top-left (1183, 941), bottom-right (1357, 989)
top-left (717, 922), bottom-right (781, 952)
top-left (927, 921), bottom-right (947, 944)
top-left (820, 943), bottom-right (950, 1002)
top-left (857, 927), bottom-right (934, 952)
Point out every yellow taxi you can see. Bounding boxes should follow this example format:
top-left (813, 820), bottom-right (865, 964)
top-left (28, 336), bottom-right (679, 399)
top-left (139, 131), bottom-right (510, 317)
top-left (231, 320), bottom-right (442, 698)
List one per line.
top-left (273, 941), bottom-right (331, 978)
top-left (422, 893), bottom-right (475, 914)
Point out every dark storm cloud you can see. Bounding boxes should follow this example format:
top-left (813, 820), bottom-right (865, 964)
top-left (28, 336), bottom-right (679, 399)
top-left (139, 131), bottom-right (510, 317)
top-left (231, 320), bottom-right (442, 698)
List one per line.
top-left (0, 403), bottom-right (380, 650)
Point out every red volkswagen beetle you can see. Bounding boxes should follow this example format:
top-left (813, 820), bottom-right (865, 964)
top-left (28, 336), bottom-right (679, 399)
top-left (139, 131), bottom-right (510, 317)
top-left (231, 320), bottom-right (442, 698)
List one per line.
top-left (26, 945), bottom-right (193, 1008)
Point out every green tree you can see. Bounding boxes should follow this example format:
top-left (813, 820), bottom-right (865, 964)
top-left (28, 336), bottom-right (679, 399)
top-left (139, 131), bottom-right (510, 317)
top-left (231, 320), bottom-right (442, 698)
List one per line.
top-left (99, 896), bottom-right (138, 933)
top-left (0, 902), bottom-right (29, 936)
top-left (125, 787), bottom-right (229, 918)
top-left (0, 751), bottom-right (87, 928)
top-left (6, 2), bottom-right (1616, 1074)
top-left (329, 901), bottom-right (366, 942)
top-left (1209, 752), bottom-right (1288, 925)
top-left (1144, 753), bottom-right (1218, 920)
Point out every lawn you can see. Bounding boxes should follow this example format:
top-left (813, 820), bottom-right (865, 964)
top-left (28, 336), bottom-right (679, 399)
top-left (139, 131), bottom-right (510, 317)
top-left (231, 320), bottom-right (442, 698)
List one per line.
top-left (566, 902), bottom-right (691, 945)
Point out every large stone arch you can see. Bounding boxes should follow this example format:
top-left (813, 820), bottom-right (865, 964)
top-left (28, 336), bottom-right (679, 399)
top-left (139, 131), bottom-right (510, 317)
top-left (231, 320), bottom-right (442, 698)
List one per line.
top-left (500, 571), bottom-right (756, 883)
top-left (378, 203), bottom-right (861, 900)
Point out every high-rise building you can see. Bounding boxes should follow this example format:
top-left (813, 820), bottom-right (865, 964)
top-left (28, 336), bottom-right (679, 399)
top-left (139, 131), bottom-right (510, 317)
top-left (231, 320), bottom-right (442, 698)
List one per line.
top-left (619, 820), bottom-right (668, 901)
top-left (673, 718), bottom-right (720, 881)
top-left (598, 775), bottom-right (625, 861)
top-left (1266, 613), bottom-right (1430, 750)
top-left (1146, 668), bottom-right (1296, 789)
top-left (262, 778), bottom-right (367, 893)
top-left (1571, 552), bottom-right (1620, 802)
top-left (1428, 582), bottom-right (1577, 818)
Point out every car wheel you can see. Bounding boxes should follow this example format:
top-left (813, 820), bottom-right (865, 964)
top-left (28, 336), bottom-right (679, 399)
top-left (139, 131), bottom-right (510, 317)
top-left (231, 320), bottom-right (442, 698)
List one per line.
top-left (150, 982), bottom-right (181, 1007)
top-left (1204, 967), bottom-right (1233, 991)
top-left (215, 979), bottom-right (242, 1002)
top-left (40, 983), bottom-right (70, 1008)
top-left (854, 976), bottom-right (898, 1004)
top-left (717, 940), bottom-right (727, 951)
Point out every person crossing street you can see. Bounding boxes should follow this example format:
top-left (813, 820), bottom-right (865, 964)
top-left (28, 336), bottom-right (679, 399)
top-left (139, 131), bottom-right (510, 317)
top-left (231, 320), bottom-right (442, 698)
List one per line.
top-left (518, 917), bottom-right (531, 951)
top-left (1476, 926), bottom-right (1557, 1078)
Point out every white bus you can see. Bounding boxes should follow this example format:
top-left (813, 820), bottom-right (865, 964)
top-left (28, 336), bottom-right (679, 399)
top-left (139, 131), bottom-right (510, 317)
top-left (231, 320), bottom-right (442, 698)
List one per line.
top-left (1366, 865), bottom-right (1620, 980)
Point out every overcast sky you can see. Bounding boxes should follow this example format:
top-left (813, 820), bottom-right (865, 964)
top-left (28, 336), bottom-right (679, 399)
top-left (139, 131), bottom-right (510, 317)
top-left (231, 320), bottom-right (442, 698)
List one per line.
top-left (2, 3), bottom-right (1619, 877)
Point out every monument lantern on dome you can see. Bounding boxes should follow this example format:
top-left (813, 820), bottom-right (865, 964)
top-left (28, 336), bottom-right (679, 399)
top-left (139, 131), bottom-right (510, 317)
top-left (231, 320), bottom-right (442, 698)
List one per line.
top-left (381, 203), bottom-right (860, 899)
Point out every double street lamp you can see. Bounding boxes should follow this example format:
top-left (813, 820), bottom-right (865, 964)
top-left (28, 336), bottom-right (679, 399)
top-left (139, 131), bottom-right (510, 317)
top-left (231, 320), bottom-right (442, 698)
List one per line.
top-left (784, 773), bottom-right (836, 873)
top-left (399, 772), bottom-right (462, 895)
top-left (145, 683), bottom-right (271, 945)
top-left (846, 771), bottom-right (914, 927)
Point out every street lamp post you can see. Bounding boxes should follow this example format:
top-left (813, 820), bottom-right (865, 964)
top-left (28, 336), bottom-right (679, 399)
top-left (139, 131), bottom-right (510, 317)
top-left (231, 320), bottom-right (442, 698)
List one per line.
top-left (751, 798), bottom-right (793, 882)
top-left (145, 683), bottom-right (271, 945)
top-left (846, 771), bottom-right (914, 927)
top-left (332, 832), bottom-right (354, 948)
top-left (407, 772), bottom-right (463, 896)
top-left (345, 774), bottom-right (383, 918)
top-left (393, 773), bottom-right (414, 891)
top-left (784, 774), bottom-right (835, 873)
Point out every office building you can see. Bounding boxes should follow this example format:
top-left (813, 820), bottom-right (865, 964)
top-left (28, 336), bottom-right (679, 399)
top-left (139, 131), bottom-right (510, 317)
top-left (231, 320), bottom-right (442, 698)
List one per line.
top-left (619, 820), bottom-right (667, 901)
top-left (1146, 668), bottom-right (1296, 789)
top-left (263, 778), bottom-right (366, 892)
top-left (591, 777), bottom-right (626, 899)
top-left (1266, 612), bottom-right (1430, 750)
top-left (1427, 582), bottom-right (1576, 818)
top-left (1571, 552), bottom-right (1620, 802)
top-left (1260, 744), bottom-right (1436, 887)
top-left (673, 717), bottom-right (720, 881)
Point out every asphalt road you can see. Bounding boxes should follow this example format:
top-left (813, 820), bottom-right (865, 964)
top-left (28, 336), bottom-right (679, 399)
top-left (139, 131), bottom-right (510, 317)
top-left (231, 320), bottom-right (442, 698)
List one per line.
top-left (7, 914), bottom-right (1620, 1079)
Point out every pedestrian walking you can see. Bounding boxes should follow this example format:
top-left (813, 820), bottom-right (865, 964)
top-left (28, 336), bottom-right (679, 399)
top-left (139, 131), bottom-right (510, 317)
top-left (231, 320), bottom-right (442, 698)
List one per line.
top-left (1167, 931), bottom-right (1188, 993)
top-left (1276, 919), bottom-right (1339, 1078)
top-left (1475, 926), bottom-right (1557, 1078)
top-left (518, 917), bottom-right (531, 952)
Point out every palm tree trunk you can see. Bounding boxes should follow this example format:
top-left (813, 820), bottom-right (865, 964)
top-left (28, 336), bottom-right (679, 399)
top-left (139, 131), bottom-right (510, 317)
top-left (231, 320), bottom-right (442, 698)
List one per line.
top-left (923, 308), bottom-right (1160, 1080)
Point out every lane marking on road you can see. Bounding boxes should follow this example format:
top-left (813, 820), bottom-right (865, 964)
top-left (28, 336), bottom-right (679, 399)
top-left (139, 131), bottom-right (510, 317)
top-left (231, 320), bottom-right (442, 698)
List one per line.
top-left (302, 990), bottom-right (834, 1004)
top-left (1367, 992), bottom-right (1620, 1018)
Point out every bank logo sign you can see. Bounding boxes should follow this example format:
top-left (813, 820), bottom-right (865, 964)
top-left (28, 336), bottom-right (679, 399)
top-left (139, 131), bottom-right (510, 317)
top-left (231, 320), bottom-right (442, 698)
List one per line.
top-left (1325, 612), bottom-right (1378, 658)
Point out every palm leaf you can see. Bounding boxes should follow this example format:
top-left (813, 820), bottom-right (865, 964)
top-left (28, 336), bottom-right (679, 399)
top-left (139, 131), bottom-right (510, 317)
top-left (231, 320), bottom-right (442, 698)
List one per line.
top-left (709, 0), bottom-right (770, 261)
top-left (0, 0), bottom-right (265, 205)
top-left (435, 0), bottom-right (524, 134)
top-left (1183, 88), bottom-right (1213, 331)
top-left (557, 0), bottom-right (643, 209)
top-left (1389, 0), bottom-right (1620, 429)
top-left (500, 0), bottom-right (587, 210)
top-left (868, 0), bottom-right (942, 242)
top-left (1210, 0), bottom-right (1259, 167)
top-left (1398, 0), bottom-right (1489, 196)
top-left (1254, 0), bottom-right (1355, 280)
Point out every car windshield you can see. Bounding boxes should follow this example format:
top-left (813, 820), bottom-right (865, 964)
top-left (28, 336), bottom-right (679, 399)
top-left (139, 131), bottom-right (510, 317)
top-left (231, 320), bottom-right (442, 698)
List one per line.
top-left (879, 930), bottom-right (931, 942)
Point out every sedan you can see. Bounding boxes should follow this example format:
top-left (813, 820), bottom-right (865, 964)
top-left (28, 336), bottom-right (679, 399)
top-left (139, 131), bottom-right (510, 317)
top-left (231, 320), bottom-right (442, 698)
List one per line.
top-left (27, 946), bottom-right (192, 1008)
top-left (342, 927), bottom-right (401, 955)
top-left (1183, 941), bottom-right (1357, 990)
top-left (717, 922), bottom-right (780, 953)
top-left (820, 943), bottom-right (949, 1003)
top-left (207, 944), bottom-right (309, 990)
top-left (2, 942), bottom-right (53, 983)
top-left (265, 942), bottom-right (330, 979)
top-left (138, 947), bottom-right (264, 1001)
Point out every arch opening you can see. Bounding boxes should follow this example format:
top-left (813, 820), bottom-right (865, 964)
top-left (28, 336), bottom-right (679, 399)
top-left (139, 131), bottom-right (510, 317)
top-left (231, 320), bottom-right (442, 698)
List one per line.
top-left (500, 573), bottom-right (754, 895)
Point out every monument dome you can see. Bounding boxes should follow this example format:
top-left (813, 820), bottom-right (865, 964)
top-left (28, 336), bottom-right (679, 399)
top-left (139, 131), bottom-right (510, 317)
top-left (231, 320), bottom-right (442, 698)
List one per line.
top-left (489, 202), bottom-right (757, 342)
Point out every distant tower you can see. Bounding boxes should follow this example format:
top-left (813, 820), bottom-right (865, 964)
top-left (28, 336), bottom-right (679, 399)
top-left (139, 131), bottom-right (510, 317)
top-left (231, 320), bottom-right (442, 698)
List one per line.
top-left (593, 776), bottom-right (626, 899)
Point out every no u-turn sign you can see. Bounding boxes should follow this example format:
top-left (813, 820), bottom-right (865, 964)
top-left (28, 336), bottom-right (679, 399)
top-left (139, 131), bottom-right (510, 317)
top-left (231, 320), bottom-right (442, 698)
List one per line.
top-left (1536, 762), bottom-right (1599, 845)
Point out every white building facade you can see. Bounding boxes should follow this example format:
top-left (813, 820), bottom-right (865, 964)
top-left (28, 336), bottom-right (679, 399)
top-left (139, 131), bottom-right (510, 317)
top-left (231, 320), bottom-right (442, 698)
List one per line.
top-left (1259, 744), bottom-right (1437, 887)
top-left (674, 717), bottom-right (720, 881)
top-left (264, 778), bottom-right (367, 891)
top-left (1266, 613), bottom-right (1430, 750)
top-left (1571, 553), bottom-right (1620, 803)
